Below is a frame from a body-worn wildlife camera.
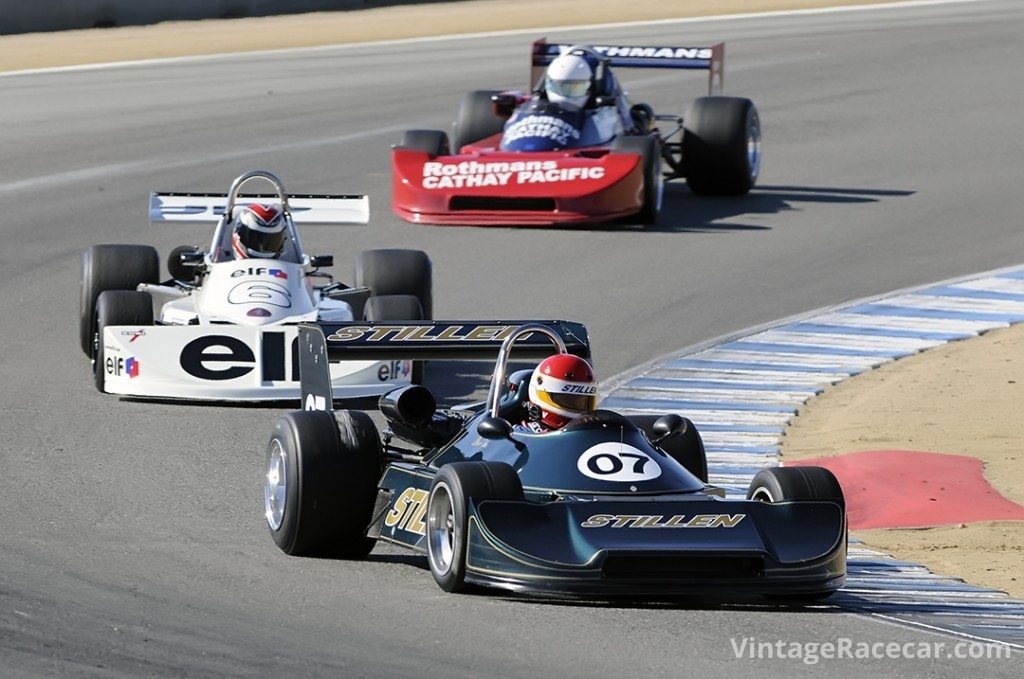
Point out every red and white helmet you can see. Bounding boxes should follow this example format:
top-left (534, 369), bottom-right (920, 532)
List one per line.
top-left (527, 353), bottom-right (598, 430)
top-left (231, 203), bottom-right (287, 259)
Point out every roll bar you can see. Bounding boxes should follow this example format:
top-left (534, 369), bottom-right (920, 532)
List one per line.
top-left (485, 323), bottom-right (567, 418)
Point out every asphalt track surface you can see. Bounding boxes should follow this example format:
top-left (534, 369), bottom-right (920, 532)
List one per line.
top-left (1, 0), bottom-right (1022, 675)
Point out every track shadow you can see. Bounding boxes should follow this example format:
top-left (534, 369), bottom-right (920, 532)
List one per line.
top-left (509, 183), bottom-right (915, 234)
top-left (638, 183), bottom-right (915, 233)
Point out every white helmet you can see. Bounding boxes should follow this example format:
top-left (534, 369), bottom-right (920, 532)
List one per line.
top-left (544, 52), bottom-right (594, 109)
top-left (231, 203), bottom-right (287, 259)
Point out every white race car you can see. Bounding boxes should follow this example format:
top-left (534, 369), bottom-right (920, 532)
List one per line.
top-left (80, 170), bottom-right (431, 402)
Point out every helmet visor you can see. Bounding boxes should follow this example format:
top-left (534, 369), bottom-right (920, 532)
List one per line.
top-left (537, 390), bottom-right (597, 415)
top-left (239, 227), bottom-right (287, 256)
top-left (546, 77), bottom-right (591, 99)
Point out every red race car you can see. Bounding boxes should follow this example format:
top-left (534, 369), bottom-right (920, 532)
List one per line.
top-left (392, 39), bottom-right (761, 226)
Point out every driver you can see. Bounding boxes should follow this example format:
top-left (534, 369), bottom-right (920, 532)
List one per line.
top-left (541, 47), bottom-right (650, 134)
top-left (520, 353), bottom-right (598, 433)
top-left (543, 51), bottom-right (598, 109)
top-left (231, 203), bottom-right (288, 259)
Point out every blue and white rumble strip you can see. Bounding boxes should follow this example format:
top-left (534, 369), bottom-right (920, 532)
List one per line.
top-left (600, 265), bottom-right (1024, 648)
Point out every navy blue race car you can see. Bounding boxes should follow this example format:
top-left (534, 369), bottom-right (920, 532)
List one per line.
top-left (264, 321), bottom-right (847, 598)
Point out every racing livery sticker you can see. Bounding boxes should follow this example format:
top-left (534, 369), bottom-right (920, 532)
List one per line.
top-left (503, 115), bottom-right (580, 147)
top-left (384, 487), bottom-right (429, 536)
top-left (580, 513), bottom-right (746, 529)
top-left (227, 281), bottom-right (292, 308)
top-left (421, 160), bottom-right (605, 189)
top-left (577, 442), bottom-right (661, 482)
top-left (106, 355), bottom-right (140, 379)
top-left (231, 267), bottom-right (288, 279)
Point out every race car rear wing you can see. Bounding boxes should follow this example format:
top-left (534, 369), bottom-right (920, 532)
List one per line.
top-left (531, 39), bottom-right (724, 96)
top-left (148, 193), bottom-right (370, 226)
top-left (297, 320), bottom-right (590, 411)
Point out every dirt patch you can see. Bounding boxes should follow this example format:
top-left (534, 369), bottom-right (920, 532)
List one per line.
top-left (782, 322), bottom-right (1024, 597)
top-left (1, 0), bottom-right (902, 72)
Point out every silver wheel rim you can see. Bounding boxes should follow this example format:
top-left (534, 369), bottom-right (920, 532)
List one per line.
top-left (747, 110), bottom-right (762, 181)
top-left (750, 485), bottom-right (775, 503)
top-left (427, 482), bottom-right (456, 576)
top-left (654, 153), bottom-right (664, 212)
top-left (264, 438), bottom-right (287, 531)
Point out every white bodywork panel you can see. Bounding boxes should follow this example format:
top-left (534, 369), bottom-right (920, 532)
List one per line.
top-left (100, 324), bottom-right (412, 401)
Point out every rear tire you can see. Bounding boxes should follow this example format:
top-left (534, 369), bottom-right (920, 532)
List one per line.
top-left (93, 290), bottom-right (153, 393)
top-left (683, 96), bottom-right (761, 196)
top-left (265, 410), bottom-right (384, 558)
top-left (399, 130), bottom-right (450, 157)
top-left (451, 90), bottom-right (505, 153)
top-left (79, 244), bottom-right (159, 357)
top-left (628, 415), bottom-right (707, 482)
top-left (364, 294), bottom-right (425, 384)
top-left (611, 136), bottom-right (662, 224)
top-left (426, 462), bottom-right (523, 593)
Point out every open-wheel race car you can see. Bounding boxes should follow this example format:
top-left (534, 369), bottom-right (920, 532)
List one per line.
top-left (263, 320), bottom-right (847, 599)
top-left (392, 40), bottom-right (762, 226)
top-left (80, 170), bottom-right (432, 401)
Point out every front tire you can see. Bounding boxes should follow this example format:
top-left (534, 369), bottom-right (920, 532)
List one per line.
top-left (265, 410), bottom-right (383, 558)
top-left (426, 462), bottom-right (523, 593)
top-left (451, 90), bottom-right (505, 153)
top-left (399, 129), bottom-right (450, 157)
top-left (746, 466), bottom-right (844, 507)
top-left (79, 244), bottom-right (159, 357)
top-left (683, 96), bottom-right (761, 196)
top-left (611, 135), bottom-right (662, 225)
top-left (747, 466), bottom-right (845, 602)
top-left (93, 290), bottom-right (153, 393)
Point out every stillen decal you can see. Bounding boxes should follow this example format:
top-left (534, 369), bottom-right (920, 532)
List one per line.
top-left (580, 513), bottom-right (746, 529)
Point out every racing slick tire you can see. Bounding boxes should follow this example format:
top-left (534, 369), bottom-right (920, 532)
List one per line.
top-left (79, 244), bottom-right (159, 357)
top-left (265, 409), bottom-right (384, 559)
top-left (355, 249), bottom-right (433, 320)
top-left (683, 96), bottom-right (761, 196)
top-left (451, 90), bottom-right (505, 153)
top-left (399, 130), bottom-right (450, 157)
top-left (426, 461), bottom-right (523, 593)
top-left (364, 294), bottom-right (426, 384)
top-left (746, 466), bottom-right (844, 507)
top-left (611, 136), bottom-right (662, 225)
top-left (627, 415), bottom-right (708, 483)
top-left (747, 466), bottom-right (845, 602)
top-left (93, 290), bottom-right (153, 393)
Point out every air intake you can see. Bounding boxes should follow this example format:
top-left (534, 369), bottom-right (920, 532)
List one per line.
top-left (450, 197), bottom-right (556, 211)
top-left (602, 555), bottom-right (765, 580)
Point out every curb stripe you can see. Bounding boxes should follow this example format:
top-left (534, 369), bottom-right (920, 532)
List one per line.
top-left (600, 264), bottom-right (1024, 648)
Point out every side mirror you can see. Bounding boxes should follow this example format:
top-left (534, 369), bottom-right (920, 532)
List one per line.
top-left (652, 414), bottom-right (686, 443)
top-left (310, 254), bottom-right (334, 268)
top-left (491, 93), bottom-right (519, 119)
top-left (477, 416), bottom-right (514, 441)
top-left (594, 96), bottom-right (616, 108)
top-left (168, 245), bottom-right (204, 282)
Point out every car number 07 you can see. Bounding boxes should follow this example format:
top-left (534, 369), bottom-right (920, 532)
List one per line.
top-left (577, 443), bottom-right (661, 482)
